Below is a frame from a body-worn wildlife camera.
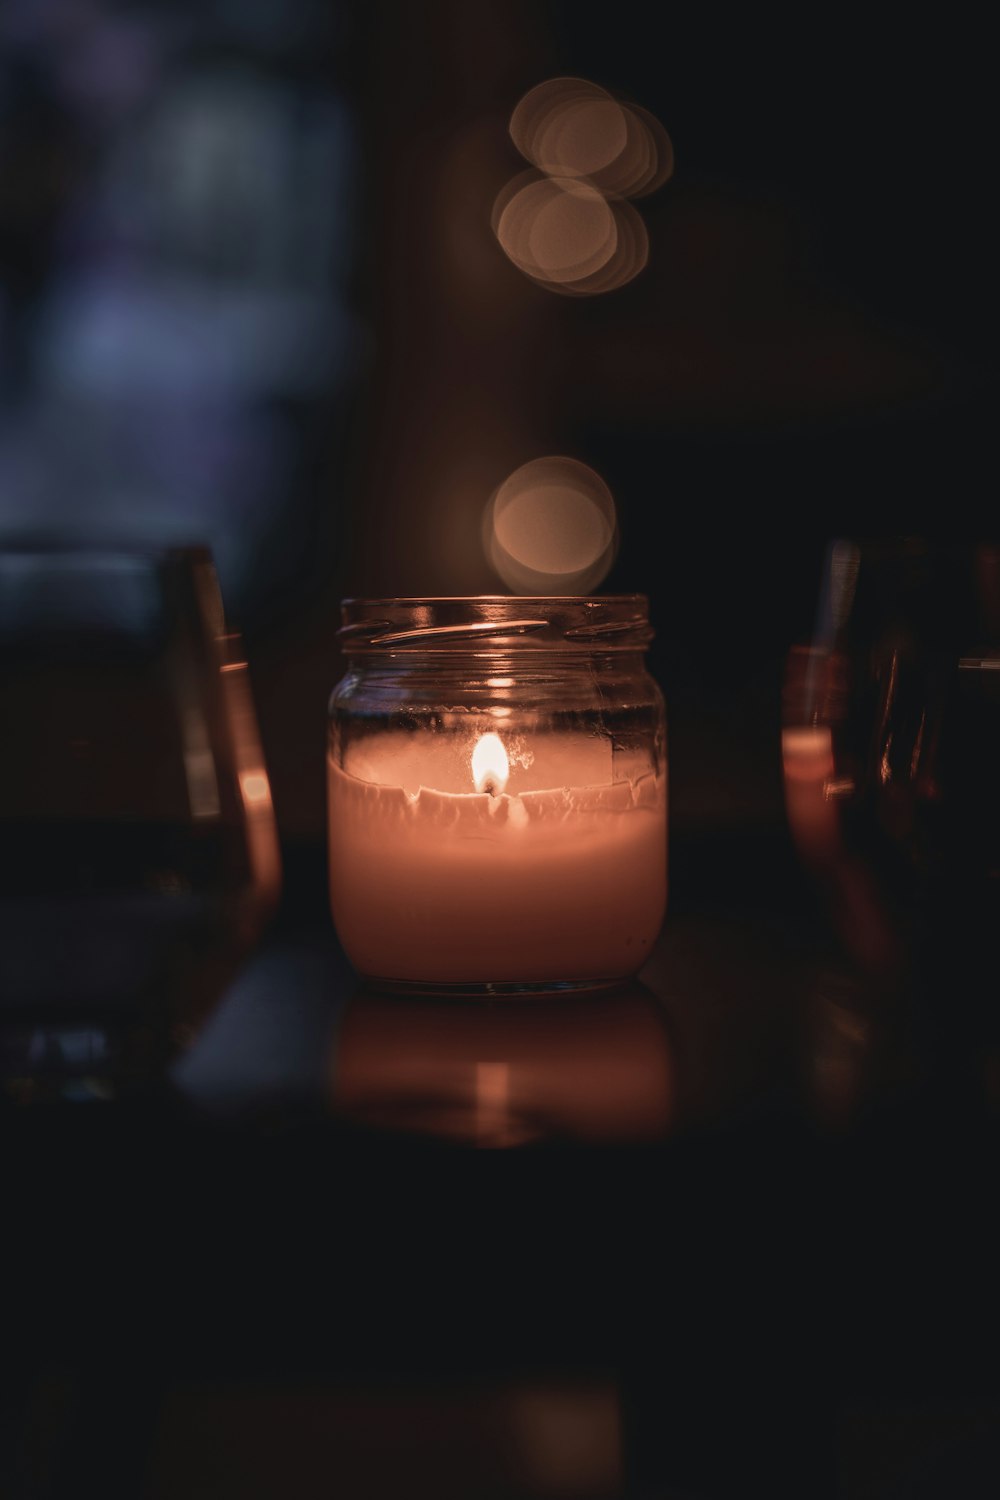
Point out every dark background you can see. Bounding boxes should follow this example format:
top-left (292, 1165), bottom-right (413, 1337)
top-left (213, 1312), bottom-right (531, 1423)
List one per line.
top-left (3, 9), bottom-right (997, 1499)
top-left (3, 0), bottom-right (991, 848)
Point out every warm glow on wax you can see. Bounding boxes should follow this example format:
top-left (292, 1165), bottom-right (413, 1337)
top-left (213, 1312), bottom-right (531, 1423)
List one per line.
top-left (472, 732), bottom-right (510, 796)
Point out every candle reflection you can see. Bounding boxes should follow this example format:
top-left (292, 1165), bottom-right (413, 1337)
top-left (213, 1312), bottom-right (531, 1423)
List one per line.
top-left (330, 982), bottom-right (675, 1147)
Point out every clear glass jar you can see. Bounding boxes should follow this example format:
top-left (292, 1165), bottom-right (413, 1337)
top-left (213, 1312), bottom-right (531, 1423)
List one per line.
top-left (327, 596), bottom-right (668, 994)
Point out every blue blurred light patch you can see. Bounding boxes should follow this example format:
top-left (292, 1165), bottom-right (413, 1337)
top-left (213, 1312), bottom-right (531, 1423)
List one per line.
top-left (1, 1), bottom-right (363, 616)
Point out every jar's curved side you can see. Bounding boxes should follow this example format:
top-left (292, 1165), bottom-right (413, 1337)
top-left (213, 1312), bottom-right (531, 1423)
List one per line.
top-left (328, 654), bottom-right (666, 790)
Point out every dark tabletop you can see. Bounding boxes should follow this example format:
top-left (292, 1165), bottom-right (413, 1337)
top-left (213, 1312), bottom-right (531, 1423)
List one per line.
top-left (3, 828), bottom-right (1000, 1500)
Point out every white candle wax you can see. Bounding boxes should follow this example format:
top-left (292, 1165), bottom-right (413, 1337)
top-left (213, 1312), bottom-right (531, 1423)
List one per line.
top-left (328, 732), bottom-right (667, 987)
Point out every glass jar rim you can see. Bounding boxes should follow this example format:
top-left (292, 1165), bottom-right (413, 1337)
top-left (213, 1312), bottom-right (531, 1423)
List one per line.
top-left (337, 595), bottom-right (653, 653)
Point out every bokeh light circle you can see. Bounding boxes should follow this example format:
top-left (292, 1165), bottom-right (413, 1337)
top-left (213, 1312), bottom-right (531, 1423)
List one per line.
top-left (494, 173), bottom-right (617, 285)
top-left (554, 195), bottom-right (648, 296)
top-left (510, 78), bottom-right (620, 176)
top-left (483, 457), bottom-right (619, 594)
top-left (492, 171), bottom-right (648, 295)
top-left (509, 76), bottom-right (674, 198)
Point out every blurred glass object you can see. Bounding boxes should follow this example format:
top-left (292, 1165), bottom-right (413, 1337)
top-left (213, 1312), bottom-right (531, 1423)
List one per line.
top-left (0, 544), bottom-right (281, 1098)
top-left (783, 538), bottom-right (1000, 1107)
top-left (330, 982), bottom-right (674, 1147)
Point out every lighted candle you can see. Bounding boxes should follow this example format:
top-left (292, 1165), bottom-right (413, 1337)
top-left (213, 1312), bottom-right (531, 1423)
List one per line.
top-left (328, 727), bottom-right (667, 990)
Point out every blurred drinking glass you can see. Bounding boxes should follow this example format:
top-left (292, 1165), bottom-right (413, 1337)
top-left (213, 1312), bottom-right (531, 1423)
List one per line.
top-left (782, 538), bottom-right (1000, 1106)
top-left (0, 544), bottom-right (281, 1099)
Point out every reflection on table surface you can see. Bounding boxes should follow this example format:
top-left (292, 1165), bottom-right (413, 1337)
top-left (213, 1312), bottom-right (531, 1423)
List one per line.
top-left (329, 982), bottom-right (675, 1147)
top-left (163, 856), bottom-right (808, 1141)
top-left (5, 826), bottom-right (999, 1139)
top-left (167, 940), bottom-right (684, 1146)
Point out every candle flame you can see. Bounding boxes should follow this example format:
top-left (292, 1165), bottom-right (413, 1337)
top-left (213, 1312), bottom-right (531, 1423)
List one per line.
top-left (472, 732), bottom-right (510, 796)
